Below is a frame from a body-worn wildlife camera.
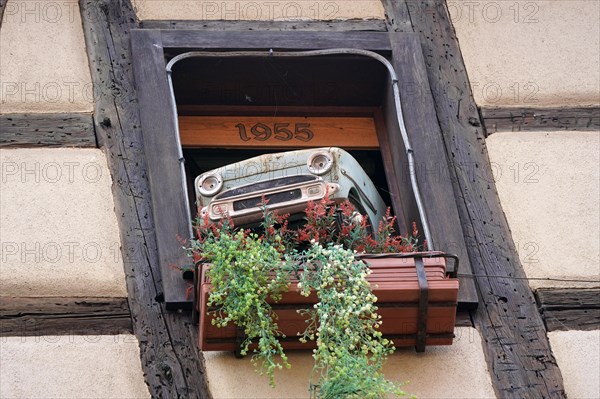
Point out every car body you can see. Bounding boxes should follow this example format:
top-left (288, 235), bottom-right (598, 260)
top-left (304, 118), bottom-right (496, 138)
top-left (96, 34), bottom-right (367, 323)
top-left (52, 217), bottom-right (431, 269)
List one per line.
top-left (194, 147), bottom-right (387, 228)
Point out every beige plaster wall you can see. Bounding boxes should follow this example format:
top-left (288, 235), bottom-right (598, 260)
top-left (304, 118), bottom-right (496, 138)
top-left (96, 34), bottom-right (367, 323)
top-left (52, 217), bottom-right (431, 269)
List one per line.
top-left (0, 148), bottom-right (127, 297)
top-left (0, 0), bottom-right (93, 113)
top-left (203, 327), bottom-right (496, 398)
top-left (132, 0), bottom-right (385, 21)
top-left (0, 334), bottom-right (150, 398)
top-left (451, 0), bottom-right (600, 107)
top-left (549, 330), bottom-right (600, 399)
top-left (486, 131), bottom-right (600, 290)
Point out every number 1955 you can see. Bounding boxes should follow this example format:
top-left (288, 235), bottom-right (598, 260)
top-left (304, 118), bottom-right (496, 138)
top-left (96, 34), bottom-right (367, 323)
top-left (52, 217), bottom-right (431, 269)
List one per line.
top-left (236, 122), bottom-right (314, 142)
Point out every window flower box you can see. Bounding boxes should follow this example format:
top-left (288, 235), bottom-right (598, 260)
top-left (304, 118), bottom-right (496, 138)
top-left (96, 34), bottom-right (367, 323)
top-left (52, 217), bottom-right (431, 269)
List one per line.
top-left (196, 252), bottom-right (459, 353)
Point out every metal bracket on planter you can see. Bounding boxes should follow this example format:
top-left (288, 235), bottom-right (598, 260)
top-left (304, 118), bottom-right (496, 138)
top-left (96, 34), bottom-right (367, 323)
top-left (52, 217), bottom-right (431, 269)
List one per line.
top-left (414, 257), bottom-right (428, 352)
top-left (234, 327), bottom-right (246, 358)
top-left (192, 261), bottom-right (203, 325)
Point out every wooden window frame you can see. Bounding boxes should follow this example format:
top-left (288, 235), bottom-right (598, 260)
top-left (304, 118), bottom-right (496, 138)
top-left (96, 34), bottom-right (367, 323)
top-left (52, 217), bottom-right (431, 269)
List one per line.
top-left (130, 29), bottom-right (477, 310)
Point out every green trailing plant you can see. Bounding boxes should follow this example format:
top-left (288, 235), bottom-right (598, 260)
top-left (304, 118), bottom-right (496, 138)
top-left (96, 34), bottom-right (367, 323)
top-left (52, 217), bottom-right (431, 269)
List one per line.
top-left (188, 196), bottom-right (421, 397)
top-left (293, 242), bottom-right (408, 398)
top-left (189, 214), bottom-right (293, 386)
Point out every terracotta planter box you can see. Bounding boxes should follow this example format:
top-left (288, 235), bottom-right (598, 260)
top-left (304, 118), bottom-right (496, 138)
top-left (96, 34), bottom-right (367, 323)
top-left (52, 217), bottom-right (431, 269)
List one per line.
top-left (196, 252), bottom-right (459, 353)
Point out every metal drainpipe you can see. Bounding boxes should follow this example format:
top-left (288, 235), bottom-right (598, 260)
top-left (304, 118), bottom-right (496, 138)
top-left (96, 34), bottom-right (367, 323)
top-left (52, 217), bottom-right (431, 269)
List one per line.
top-left (166, 49), bottom-right (435, 250)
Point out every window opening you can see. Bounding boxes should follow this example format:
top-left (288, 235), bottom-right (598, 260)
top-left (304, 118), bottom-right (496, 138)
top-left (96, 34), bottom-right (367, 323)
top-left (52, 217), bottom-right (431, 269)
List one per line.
top-left (166, 49), bottom-right (434, 248)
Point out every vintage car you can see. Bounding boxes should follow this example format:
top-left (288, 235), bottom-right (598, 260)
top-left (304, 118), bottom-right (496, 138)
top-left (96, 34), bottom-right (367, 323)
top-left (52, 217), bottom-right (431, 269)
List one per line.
top-left (194, 147), bottom-right (388, 228)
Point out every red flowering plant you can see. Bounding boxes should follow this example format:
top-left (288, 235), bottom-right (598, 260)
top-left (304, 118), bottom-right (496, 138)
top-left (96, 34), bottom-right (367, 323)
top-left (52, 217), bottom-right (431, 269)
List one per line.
top-left (295, 195), bottom-right (421, 254)
top-left (187, 196), bottom-right (421, 398)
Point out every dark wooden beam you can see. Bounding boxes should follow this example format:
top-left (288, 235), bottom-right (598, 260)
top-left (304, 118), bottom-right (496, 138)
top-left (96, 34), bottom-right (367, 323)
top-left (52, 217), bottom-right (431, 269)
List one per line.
top-left (383, 0), bottom-right (567, 397)
top-left (130, 29), bottom-right (193, 310)
top-left (0, 297), bottom-right (131, 336)
top-left (383, 0), bottom-right (479, 309)
top-left (160, 30), bottom-right (392, 51)
top-left (0, 113), bottom-right (96, 148)
top-left (388, 33), bottom-right (478, 307)
top-left (536, 289), bottom-right (600, 332)
top-left (78, 1), bottom-right (211, 398)
top-left (377, 83), bottom-right (412, 237)
top-left (142, 19), bottom-right (387, 32)
top-left (380, 0), bottom-right (412, 32)
top-left (177, 105), bottom-right (379, 117)
top-left (482, 106), bottom-right (600, 134)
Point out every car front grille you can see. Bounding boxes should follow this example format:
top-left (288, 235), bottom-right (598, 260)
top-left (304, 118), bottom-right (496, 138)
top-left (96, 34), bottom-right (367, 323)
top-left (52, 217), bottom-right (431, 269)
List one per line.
top-left (216, 175), bottom-right (317, 200)
top-left (233, 189), bottom-right (302, 211)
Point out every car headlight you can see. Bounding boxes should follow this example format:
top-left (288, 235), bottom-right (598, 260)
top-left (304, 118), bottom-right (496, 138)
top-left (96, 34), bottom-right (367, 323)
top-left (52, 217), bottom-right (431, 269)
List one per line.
top-left (197, 173), bottom-right (223, 196)
top-left (307, 151), bottom-right (333, 175)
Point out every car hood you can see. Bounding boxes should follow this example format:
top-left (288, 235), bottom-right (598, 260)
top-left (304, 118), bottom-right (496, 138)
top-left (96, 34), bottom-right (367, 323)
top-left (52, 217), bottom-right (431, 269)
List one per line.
top-left (211, 147), bottom-right (340, 186)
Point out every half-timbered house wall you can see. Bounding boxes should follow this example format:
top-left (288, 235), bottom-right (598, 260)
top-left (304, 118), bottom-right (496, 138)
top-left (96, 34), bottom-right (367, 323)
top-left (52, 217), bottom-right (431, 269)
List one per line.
top-left (1, 0), bottom-right (598, 398)
top-left (452, 1), bottom-right (599, 398)
top-left (1, 1), bottom-right (149, 397)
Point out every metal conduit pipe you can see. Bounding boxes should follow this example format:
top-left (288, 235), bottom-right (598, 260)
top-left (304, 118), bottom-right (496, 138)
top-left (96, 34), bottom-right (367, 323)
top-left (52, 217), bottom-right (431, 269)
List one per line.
top-left (166, 49), bottom-right (434, 249)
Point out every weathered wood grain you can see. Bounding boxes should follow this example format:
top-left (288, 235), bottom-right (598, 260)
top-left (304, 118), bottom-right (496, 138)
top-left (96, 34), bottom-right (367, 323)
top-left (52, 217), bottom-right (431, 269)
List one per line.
top-left (383, 0), bottom-right (567, 397)
top-left (0, 113), bottom-right (96, 147)
top-left (0, 297), bottom-right (131, 336)
top-left (537, 289), bottom-right (600, 331)
top-left (389, 33), bottom-right (478, 307)
top-left (160, 30), bottom-right (393, 50)
top-left (380, 0), bottom-right (412, 32)
top-left (78, 1), bottom-right (211, 398)
top-left (178, 105), bottom-right (378, 117)
top-left (482, 106), bottom-right (600, 134)
top-left (142, 19), bottom-right (388, 32)
top-left (537, 288), bottom-right (600, 309)
top-left (131, 29), bottom-right (195, 310)
top-left (543, 309), bottom-right (600, 332)
top-left (376, 96), bottom-right (410, 237)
